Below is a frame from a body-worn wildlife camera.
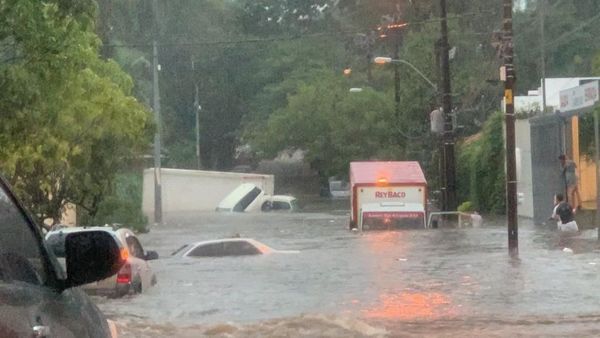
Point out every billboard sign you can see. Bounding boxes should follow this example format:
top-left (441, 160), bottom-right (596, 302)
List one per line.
top-left (559, 81), bottom-right (599, 114)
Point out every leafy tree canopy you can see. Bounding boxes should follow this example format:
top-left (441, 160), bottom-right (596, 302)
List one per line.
top-left (0, 0), bottom-right (152, 225)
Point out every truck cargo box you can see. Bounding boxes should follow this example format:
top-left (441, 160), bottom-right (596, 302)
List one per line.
top-left (350, 161), bottom-right (427, 230)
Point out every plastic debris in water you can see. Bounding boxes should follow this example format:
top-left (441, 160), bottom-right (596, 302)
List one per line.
top-left (563, 247), bottom-right (573, 253)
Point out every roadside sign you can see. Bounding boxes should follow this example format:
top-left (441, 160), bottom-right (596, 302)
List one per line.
top-left (559, 81), bottom-right (599, 114)
top-left (504, 89), bottom-right (513, 105)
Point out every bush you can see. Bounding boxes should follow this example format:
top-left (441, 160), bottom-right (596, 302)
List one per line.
top-left (457, 111), bottom-right (506, 214)
top-left (79, 173), bottom-right (148, 233)
top-left (457, 201), bottom-right (475, 212)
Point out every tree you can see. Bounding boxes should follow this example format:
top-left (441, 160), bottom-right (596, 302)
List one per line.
top-left (249, 73), bottom-right (399, 177)
top-left (0, 1), bottom-right (152, 226)
top-left (456, 112), bottom-right (506, 213)
top-left (514, 0), bottom-right (600, 92)
top-left (238, 0), bottom-right (336, 36)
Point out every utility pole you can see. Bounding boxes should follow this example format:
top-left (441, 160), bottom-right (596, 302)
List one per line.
top-left (152, 40), bottom-right (162, 225)
top-left (152, 0), bottom-right (162, 225)
top-left (434, 38), bottom-right (447, 211)
top-left (97, 0), bottom-right (113, 59)
top-left (439, 0), bottom-right (457, 212)
top-left (191, 59), bottom-right (202, 170)
top-left (393, 32), bottom-right (401, 122)
top-left (540, 0), bottom-right (547, 113)
top-left (503, 0), bottom-right (518, 256)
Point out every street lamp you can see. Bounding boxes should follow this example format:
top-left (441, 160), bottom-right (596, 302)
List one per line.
top-left (374, 55), bottom-right (451, 215)
top-left (373, 57), bottom-right (438, 91)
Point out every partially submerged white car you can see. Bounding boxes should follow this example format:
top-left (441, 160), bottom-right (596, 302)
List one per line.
top-left (216, 183), bottom-right (298, 212)
top-left (46, 226), bottom-right (158, 297)
top-left (171, 238), bottom-right (299, 258)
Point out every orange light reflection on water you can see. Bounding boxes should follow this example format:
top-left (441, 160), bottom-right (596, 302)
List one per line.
top-left (363, 292), bottom-right (457, 320)
top-left (363, 231), bottom-right (405, 253)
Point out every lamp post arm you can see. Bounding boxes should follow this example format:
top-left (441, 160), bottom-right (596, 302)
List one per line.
top-left (391, 59), bottom-right (438, 91)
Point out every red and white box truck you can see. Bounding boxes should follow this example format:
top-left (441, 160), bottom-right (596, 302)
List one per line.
top-left (349, 161), bottom-right (427, 230)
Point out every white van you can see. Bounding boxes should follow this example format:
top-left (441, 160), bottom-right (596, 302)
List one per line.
top-left (216, 183), bottom-right (298, 212)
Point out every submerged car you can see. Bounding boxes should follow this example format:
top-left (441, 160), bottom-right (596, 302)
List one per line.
top-left (172, 238), bottom-right (299, 258)
top-left (46, 226), bottom-right (158, 297)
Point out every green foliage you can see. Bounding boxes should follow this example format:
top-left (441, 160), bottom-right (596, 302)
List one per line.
top-left (79, 174), bottom-right (148, 233)
top-left (457, 201), bottom-right (475, 212)
top-left (457, 112), bottom-right (506, 214)
top-left (514, 0), bottom-right (600, 92)
top-left (250, 73), bottom-right (399, 177)
top-left (97, 0), bottom-right (600, 201)
top-left (0, 1), bottom-right (152, 225)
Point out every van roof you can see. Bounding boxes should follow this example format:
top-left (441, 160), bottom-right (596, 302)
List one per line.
top-left (350, 161), bottom-right (426, 185)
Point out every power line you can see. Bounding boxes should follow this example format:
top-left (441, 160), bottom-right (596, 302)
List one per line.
top-left (544, 11), bottom-right (600, 49)
top-left (106, 10), bottom-right (500, 49)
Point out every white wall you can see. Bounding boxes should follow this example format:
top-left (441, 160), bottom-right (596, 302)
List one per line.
top-left (515, 119), bottom-right (534, 218)
top-left (142, 168), bottom-right (274, 222)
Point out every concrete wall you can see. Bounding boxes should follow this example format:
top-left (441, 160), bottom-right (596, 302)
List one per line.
top-left (530, 114), bottom-right (564, 225)
top-left (143, 168), bottom-right (274, 222)
top-left (515, 119), bottom-right (534, 218)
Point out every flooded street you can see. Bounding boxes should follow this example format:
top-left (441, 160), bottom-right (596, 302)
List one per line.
top-left (98, 201), bottom-right (600, 337)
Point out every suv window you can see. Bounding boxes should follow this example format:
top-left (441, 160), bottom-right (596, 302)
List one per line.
top-left (125, 235), bottom-right (145, 259)
top-left (0, 186), bottom-right (46, 285)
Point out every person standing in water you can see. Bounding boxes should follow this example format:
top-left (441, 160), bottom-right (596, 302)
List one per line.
top-left (550, 193), bottom-right (578, 232)
top-left (559, 154), bottom-right (581, 212)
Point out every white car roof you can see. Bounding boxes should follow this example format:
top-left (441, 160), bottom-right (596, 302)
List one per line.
top-left (45, 226), bottom-right (135, 245)
top-left (45, 226), bottom-right (114, 239)
top-left (189, 238), bottom-right (260, 246)
top-left (178, 238), bottom-right (271, 256)
top-left (270, 195), bottom-right (296, 203)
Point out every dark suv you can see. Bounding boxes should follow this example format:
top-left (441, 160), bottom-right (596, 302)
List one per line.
top-left (0, 175), bottom-right (125, 337)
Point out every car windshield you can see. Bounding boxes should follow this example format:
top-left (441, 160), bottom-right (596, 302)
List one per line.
top-left (5, 0), bottom-right (600, 336)
top-left (171, 244), bottom-right (190, 256)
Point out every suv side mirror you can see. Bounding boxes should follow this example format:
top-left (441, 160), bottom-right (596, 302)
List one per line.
top-left (145, 250), bottom-right (159, 260)
top-left (64, 231), bottom-right (125, 289)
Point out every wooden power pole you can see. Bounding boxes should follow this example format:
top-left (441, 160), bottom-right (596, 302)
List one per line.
top-left (503, 0), bottom-right (518, 255)
top-left (439, 0), bottom-right (457, 212)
